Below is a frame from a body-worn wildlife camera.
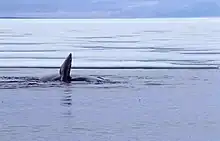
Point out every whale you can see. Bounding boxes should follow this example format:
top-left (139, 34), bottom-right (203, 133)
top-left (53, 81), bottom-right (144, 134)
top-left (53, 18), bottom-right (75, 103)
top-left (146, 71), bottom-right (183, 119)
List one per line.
top-left (39, 53), bottom-right (107, 83)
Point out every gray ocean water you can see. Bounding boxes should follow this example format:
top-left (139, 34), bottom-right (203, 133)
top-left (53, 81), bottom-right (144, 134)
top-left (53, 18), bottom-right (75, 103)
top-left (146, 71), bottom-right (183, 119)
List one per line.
top-left (0, 18), bottom-right (220, 141)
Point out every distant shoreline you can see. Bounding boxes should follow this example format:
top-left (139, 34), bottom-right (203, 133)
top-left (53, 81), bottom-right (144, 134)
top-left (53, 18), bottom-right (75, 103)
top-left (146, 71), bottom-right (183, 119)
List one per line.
top-left (0, 16), bottom-right (219, 19)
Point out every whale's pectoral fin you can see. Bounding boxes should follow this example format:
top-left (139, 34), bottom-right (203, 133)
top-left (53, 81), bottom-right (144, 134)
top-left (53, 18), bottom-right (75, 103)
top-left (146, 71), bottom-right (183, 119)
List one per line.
top-left (59, 53), bottom-right (72, 82)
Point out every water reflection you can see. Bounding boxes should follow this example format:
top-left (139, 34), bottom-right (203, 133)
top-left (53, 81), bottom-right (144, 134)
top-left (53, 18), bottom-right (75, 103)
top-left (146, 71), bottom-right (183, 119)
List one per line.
top-left (60, 86), bottom-right (73, 117)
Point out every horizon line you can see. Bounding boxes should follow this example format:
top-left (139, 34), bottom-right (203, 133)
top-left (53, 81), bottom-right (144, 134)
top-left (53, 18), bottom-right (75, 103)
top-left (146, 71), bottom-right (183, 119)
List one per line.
top-left (0, 16), bottom-right (220, 20)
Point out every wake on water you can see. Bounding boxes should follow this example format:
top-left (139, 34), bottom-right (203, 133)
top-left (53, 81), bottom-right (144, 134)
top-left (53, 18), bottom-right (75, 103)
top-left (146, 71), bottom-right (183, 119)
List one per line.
top-left (0, 75), bottom-right (120, 89)
top-left (0, 66), bottom-right (218, 89)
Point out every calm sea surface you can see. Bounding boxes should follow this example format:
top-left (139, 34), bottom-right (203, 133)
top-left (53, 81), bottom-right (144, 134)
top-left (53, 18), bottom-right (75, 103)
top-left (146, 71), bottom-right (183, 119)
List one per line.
top-left (0, 18), bottom-right (220, 141)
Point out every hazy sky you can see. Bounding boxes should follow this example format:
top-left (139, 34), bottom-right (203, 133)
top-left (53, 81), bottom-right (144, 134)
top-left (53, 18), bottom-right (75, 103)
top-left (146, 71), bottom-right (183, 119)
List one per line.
top-left (0, 0), bottom-right (219, 18)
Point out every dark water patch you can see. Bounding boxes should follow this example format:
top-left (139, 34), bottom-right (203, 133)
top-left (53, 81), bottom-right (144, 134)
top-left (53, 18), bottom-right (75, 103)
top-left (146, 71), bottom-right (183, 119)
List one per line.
top-left (0, 50), bottom-right (57, 53)
top-left (88, 40), bottom-right (139, 43)
top-left (133, 30), bottom-right (171, 35)
top-left (31, 125), bottom-right (51, 133)
top-left (88, 58), bottom-right (213, 65)
top-left (0, 42), bottom-right (49, 45)
top-left (24, 33), bottom-right (32, 36)
top-left (152, 38), bottom-right (172, 41)
top-left (79, 45), bottom-right (106, 50)
top-left (0, 56), bottom-right (64, 59)
top-left (0, 68), bottom-right (21, 72)
top-left (147, 47), bottom-right (219, 52)
top-left (182, 33), bottom-right (208, 36)
top-left (10, 35), bottom-right (26, 37)
top-left (181, 52), bottom-right (220, 55)
top-left (211, 29), bottom-right (220, 33)
top-left (116, 35), bottom-right (136, 38)
top-left (0, 80), bottom-right (27, 83)
top-left (95, 130), bottom-right (114, 135)
top-left (75, 36), bottom-right (116, 39)
top-left (63, 39), bottom-right (87, 42)
top-left (79, 45), bottom-right (150, 50)
top-left (142, 30), bottom-right (171, 33)
top-left (148, 47), bottom-right (187, 52)
top-left (135, 59), bottom-right (202, 63)
top-left (171, 62), bottom-right (216, 66)
top-left (0, 31), bottom-right (7, 34)
top-left (7, 125), bottom-right (29, 128)
top-left (0, 128), bottom-right (14, 133)
top-left (144, 81), bottom-right (166, 86)
top-left (0, 30), bottom-right (13, 34)
top-left (182, 49), bottom-right (220, 51)
top-left (72, 127), bottom-right (93, 132)
top-left (0, 33), bottom-right (32, 37)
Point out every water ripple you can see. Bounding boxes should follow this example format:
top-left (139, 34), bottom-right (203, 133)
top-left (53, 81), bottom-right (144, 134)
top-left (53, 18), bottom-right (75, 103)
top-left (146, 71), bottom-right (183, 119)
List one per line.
top-left (88, 40), bottom-right (140, 43)
top-left (75, 36), bottom-right (116, 39)
top-left (0, 42), bottom-right (48, 45)
top-left (0, 50), bottom-right (57, 53)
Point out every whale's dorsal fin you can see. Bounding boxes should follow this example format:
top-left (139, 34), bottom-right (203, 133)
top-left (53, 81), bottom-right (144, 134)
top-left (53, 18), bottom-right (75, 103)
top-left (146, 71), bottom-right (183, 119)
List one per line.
top-left (59, 53), bottom-right (72, 82)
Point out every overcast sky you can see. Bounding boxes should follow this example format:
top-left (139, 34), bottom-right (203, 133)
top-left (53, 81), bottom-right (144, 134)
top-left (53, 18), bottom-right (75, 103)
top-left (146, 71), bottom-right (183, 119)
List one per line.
top-left (0, 0), bottom-right (219, 18)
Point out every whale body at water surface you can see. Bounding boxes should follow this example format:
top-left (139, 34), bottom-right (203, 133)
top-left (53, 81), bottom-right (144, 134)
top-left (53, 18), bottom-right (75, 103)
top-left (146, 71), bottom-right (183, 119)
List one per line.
top-left (40, 53), bottom-right (108, 83)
